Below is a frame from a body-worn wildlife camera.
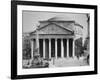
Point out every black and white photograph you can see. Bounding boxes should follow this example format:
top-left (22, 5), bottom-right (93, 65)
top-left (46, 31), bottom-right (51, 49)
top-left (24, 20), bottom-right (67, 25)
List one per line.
top-left (22, 11), bottom-right (90, 69)
top-left (11, 1), bottom-right (97, 79)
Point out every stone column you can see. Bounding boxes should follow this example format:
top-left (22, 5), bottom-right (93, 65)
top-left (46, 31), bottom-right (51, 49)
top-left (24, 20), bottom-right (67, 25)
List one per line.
top-left (73, 39), bottom-right (75, 57)
top-left (31, 39), bottom-right (34, 59)
top-left (61, 39), bottom-right (64, 58)
top-left (67, 39), bottom-right (69, 57)
top-left (55, 39), bottom-right (57, 59)
top-left (49, 39), bottom-right (51, 59)
top-left (43, 39), bottom-right (45, 59)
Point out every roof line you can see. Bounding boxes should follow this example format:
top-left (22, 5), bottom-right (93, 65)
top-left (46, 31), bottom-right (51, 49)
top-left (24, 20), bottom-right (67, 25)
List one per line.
top-left (30, 22), bottom-right (73, 35)
top-left (51, 22), bottom-right (73, 32)
top-left (74, 23), bottom-right (83, 28)
top-left (30, 23), bottom-right (51, 34)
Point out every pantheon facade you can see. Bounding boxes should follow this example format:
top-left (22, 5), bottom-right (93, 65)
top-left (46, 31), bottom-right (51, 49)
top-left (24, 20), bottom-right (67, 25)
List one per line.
top-left (25, 16), bottom-right (83, 59)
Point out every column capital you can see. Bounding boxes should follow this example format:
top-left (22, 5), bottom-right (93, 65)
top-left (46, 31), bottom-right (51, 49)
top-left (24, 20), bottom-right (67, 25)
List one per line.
top-left (49, 38), bottom-right (51, 40)
top-left (61, 38), bottom-right (64, 40)
top-left (55, 38), bottom-right (57, 41)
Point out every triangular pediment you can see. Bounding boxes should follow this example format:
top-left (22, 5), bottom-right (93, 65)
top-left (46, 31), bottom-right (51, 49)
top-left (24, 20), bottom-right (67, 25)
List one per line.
top-left (32, 23), bottom-right (73, 35)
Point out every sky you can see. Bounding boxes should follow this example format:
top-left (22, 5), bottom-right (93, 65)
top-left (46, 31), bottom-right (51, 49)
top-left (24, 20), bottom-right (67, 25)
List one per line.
top-left (22, 10), bottom-right (89, 39)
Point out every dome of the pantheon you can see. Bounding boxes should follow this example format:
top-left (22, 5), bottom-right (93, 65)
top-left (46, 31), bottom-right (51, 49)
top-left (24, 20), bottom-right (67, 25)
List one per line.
top-left (48, 16), bottom-right (74, 21)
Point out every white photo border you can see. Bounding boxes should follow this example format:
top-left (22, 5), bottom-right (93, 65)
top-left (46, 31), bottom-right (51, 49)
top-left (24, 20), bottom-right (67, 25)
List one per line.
top-left (17, 5), bottom-right (95, 75)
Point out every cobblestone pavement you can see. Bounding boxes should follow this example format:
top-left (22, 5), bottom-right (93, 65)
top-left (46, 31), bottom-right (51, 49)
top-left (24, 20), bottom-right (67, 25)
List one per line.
top-left (49, 57), bottom-right (88, 67)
